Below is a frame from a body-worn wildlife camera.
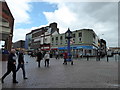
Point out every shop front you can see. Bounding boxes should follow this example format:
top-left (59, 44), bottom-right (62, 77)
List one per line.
top-left (57, 45), bottom-right (97, 58)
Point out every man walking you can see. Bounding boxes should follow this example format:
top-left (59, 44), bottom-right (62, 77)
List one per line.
top-left (36, 50), bottom-right (43, 67)
top-left (1, 49), bottom-right (18, 83)
top-left (16, 50), bottom-right (28, 79)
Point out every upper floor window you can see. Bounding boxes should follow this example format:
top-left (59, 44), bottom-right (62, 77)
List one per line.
top-left (52, 37), bottom-right (54, 41)
top-left (65, 39), bottom-right (67, 44)
top-left (73, 39), bottom-right (75, 43)
top-left (45, 38), bottom-right (47, 42)
top-left (79, 32), bottom-right (82, 37)
top-left (56, 37), bottom-right (58, 40)
top-left (72, 34), bottom-right (75, 38)
top-left (93, 33), bottom-right (95, 39)
top-left (60, 36), bottom-right (63, 40)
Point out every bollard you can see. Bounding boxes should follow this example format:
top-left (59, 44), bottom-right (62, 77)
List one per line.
top-left (107, 55), bottom-right (109, 62)
top-left (87, 55), bottom-right (89, 61)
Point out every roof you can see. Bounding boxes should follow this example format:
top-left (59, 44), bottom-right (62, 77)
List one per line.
top-left (1, 1), bottom-right (14, 19)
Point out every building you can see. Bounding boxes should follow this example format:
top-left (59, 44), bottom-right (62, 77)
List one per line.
top-left (25, 22), bottom-right (59, 51)
top-left (109, 47), bottom-right (120, 54)
top-left (25, 32), bottom-right (32, 50)
top-left (51, 29), bottom-right (99, 57)
top-left (0, 0), bottom-right (14, 51)
top-left (13, 40), bottom-right (25, 50)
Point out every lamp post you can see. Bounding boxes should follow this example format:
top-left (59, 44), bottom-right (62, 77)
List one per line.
top-left (65, 28), bottom-right (73, 65)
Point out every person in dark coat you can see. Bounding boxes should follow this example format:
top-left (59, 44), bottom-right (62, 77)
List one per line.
top-left (36, 51), bottom-right (43, 67)
top-left (1, 49), bottom-right (18, 83)
top-left (16, 50), bottom-right (28, 79)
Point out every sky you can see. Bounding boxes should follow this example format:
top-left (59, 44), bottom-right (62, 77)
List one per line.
top-left (1, 0), bottom-right (119, 47)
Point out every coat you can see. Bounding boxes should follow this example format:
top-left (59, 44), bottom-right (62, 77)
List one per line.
top-left (36, 52), bottom-right (43, 61)
top-left (7, 53), bottom-right (17, 68)
top-left (63, 52), bottom-right (68, 59)
top-left (18, 52), bottom-right (24, 64)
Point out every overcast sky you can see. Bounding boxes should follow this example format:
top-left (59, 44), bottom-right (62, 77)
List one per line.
top-left (3, 0), bottom-right (119, 47)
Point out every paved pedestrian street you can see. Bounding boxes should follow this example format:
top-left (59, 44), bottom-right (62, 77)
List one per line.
top-left (0, 55), bottom-right (119, 88)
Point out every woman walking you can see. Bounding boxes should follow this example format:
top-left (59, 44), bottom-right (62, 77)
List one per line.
top-left (44, 52), bottom-right (50, 67)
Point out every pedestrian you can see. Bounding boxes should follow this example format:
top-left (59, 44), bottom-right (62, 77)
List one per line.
top-left (55, 51), bottom-right (59, 59)
top-left (44, 52), bottom-right (50, 67)
top-left (86, 53), bottom-right (90, 61)
top-left (96, 49), bottom-right (100, 61)
top-left (16, 50), bottom-right (28, 79)
top-left (63, 51), bottom-right (68, 65)
top-left (36, 50), bottom-right (43, 68)
top-left (1, 49), bottom-right (18, 83)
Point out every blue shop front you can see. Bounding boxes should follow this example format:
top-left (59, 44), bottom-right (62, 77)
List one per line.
top-left (58, 45), bottom-right (97, 57)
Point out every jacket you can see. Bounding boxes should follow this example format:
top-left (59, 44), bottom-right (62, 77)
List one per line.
top-left (36, 52), bottom-right (43, 60)
top-left (18, 52), bottom-right (24, 64)
top-left (44, 53), bottom-right (50, 60)
top-left (63, 52), bottom-right (68, 59)
top-left (8, 53), bottom-right (17, 66)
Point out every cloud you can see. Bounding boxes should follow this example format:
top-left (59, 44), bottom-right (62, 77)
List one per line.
top-left (5, 0), bottom-right (32, 24)
top-left (5, 0), bottom-right (118, 47)
top-left (43, 2), bottom-right (118, 47)
top-left (12, 28), bottom-right (31, 42)
top-left (12, 24), bottom-right (49, 42)
top-left (4, 0), bottom-right (32, 42)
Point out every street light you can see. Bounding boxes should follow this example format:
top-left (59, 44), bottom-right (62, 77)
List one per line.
top-left (65, 28), bottom-right (73, 65)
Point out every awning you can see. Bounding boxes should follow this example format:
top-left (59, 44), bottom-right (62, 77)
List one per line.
top-left (58, 46), bottom-right (97, 50)
top-left (76, 46), bottom-right (93, 49)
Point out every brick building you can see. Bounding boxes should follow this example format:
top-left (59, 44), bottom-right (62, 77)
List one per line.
top-left (0, 0), bottom-right (14, 51)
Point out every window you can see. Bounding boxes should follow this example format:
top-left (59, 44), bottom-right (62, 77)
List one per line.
top-left (52, 38), bottom-right (54, 41)
top-left (79, 38), bottom-right (82, 42)
top-left (73, 39), bottom-right (75, 43)
top-left (56, 42), bottom-right (58, 45)
top-left (56, 37), bottom-right (58, 40)
top-left (93, 33), bottom-right (95, 39)
top-left (3, 9), bottom-right (10, 16)
top-left (65, 39), bottom-right (67, 44)
top-left (73, 34), bottom-right (75, 38)
top-left (60, 36), bottom-right (63, 40)
top-left (79, 32), bottom-right (82, 37)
